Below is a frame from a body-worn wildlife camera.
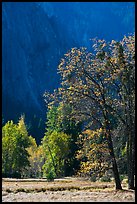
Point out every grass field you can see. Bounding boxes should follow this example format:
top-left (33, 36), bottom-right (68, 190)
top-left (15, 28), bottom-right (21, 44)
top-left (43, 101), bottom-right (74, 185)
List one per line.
top-left (2, 177), bottom-right (135, 202)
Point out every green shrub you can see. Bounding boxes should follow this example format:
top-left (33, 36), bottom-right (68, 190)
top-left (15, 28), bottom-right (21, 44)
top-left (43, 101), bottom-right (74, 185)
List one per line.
top-left (46, 170), bottom-right (56, 181)
top-left (120, 174), bottom-right (127, 182)
top-left (90, 175), bottom-right (97, 182)
top-left (99, 176), bottom-right (111, 182)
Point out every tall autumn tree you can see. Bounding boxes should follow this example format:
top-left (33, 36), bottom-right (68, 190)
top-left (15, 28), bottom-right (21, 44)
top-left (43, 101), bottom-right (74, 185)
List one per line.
top-left (57, 46), bottom-right (122, 190)
top-left (44, 34), bottom-right (135, 189)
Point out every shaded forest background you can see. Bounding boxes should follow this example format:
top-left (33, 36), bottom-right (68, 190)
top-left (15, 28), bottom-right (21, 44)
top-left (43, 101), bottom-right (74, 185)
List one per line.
top-left (2, 2), bottom-right (135, 143)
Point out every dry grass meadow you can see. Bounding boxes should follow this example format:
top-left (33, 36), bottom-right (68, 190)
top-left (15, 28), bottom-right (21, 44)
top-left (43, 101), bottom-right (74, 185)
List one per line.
top-left (2, 177), bottom-right (135, 202)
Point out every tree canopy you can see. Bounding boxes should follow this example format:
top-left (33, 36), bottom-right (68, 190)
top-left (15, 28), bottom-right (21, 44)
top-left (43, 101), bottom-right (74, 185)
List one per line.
top-left (2, 116), bottom-right (31, 178)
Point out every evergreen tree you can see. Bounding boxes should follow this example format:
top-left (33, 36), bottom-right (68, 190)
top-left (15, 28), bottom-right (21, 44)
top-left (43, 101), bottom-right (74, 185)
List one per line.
top-left (44, 103), bottom-right (82, 175)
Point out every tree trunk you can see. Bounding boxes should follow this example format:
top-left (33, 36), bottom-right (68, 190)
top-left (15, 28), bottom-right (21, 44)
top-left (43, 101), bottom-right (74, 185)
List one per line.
top-left (103, 109), bottom-right (122, 190)
top-left (106, 129), bottom-right (122, 190)
top-left (126, 62), bottom-right (135, 190)
top-left (126, 91), bottom-right (135, 190)
top-left (47, 144), bottom-right (57, 176)
top-left (127, 129), bottom-right (135, 189)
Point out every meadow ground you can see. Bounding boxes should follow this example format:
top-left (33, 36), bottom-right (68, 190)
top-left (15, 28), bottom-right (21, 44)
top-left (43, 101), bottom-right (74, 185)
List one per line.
top-left (2, 177), bottom-right (135, 202)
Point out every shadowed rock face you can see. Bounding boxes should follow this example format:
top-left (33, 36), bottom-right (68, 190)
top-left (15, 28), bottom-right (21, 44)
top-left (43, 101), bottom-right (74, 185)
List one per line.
top-left (2, 2), bottom-right (135, 142)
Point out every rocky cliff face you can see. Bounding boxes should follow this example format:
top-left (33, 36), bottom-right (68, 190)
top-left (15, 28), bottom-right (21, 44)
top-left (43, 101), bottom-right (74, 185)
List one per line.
top-left (2, 2), bottom-right (135, 142)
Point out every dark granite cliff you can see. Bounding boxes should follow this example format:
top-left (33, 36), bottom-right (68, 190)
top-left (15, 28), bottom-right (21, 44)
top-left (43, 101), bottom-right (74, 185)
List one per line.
top-left (2, 2), bottom-right (135, 142)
